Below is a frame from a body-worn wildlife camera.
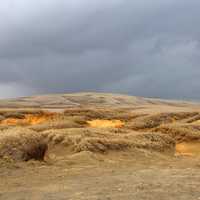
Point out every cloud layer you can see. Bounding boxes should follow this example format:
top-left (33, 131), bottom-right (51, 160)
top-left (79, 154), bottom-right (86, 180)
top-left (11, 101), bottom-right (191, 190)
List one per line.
top-left (0, 0), bottom-right (200, 99)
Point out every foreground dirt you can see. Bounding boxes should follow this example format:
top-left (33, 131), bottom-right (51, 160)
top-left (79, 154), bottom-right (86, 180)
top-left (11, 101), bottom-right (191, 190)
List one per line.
top-left (1, 93), bottom-right (200, 199)
top-left (1, 155), bottom-right (200, 200)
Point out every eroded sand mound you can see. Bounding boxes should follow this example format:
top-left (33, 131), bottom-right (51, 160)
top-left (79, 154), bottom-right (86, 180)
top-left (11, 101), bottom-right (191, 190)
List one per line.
top-left (42, 128), bottom-right (175, 154)
top-left (0, 128), bottom-right (47, 161)
top-left (153, 124), bottom-right (200, 142)
top-left (0, 126), bottom-right (175, 163)
top-left (128, 112), bottom-right (198, 130)
top-left (0, 99), bottom-right (200, 163)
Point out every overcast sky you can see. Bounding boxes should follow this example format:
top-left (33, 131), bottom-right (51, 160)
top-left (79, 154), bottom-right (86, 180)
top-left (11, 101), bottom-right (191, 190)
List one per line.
top-left (0, 0), bottom-right (200, 99)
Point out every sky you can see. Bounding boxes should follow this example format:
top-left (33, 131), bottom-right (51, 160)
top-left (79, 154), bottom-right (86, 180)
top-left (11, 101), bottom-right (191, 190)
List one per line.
top-left (0, 0), bottom-right (200, 100)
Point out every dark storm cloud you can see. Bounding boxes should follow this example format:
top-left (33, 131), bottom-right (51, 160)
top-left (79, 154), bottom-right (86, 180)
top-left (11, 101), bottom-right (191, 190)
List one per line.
top-left (0, 0), bottom-right (200, 99)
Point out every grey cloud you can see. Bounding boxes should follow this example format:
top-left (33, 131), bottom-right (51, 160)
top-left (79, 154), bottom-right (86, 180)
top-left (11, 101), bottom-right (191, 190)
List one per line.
top-left (0, 0), bottom-right (200, 99)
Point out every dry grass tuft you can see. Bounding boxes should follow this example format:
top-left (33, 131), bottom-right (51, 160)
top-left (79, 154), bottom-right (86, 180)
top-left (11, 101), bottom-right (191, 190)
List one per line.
top-left (0, 128), bottom-right (47, 161)
top-left (42, 128), bottom-right (175, 154)
top-left (64, 108), bottom-right (143, 121)
top-left (3, 112), bottom-right (25, 120)
top-left (128, 112), bottom-right (198, 130)
top-left (153, 124), bottom-right (200, 142)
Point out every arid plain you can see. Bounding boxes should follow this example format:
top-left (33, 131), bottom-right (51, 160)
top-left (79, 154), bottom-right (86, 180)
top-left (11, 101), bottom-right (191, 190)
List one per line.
top-left (0, 93), bottom-right (200, 200)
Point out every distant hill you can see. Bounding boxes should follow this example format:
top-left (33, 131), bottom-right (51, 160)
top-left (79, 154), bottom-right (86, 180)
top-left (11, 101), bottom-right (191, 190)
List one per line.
top-left (0, 92), bottom-right (198, 108)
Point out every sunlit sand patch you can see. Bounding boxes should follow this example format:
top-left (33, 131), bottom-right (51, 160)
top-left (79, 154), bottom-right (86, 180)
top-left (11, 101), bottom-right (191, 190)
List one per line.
top-left (87, 119), bottom-right (124, 128)
top-left (192, 119), bottom-right (200, 124)
top-left (0, 113), bottom-right (57, 126)
top-left (175, 142), bottom-right (200, 157)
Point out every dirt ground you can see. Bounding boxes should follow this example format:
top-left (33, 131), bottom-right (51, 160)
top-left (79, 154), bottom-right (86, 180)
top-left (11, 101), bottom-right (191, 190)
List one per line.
top-left (0, 93), bottom-right (200, 200)
top-left (1, 155), bottom-right (200, 200)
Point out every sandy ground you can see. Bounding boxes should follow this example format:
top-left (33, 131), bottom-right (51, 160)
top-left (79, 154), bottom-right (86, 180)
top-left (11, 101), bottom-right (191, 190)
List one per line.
top-left (0, 93), bottom-right (200, 200)
top-left (1, 155), bottom-right (200, 200)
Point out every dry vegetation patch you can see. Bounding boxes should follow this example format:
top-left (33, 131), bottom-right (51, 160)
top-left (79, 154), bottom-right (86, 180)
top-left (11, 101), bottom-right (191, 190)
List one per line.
top-left (153, 124), bottom-right (200, 142)
top-left (64, 108), bottom-right (143, 121)
top-left (127, 112), bottom-right (199, 130)
top-left (41, 128), bottom-right (175, 154)
top-left (0, 128), bottom-right (47, 161)
top-left (1, 108), bottom-right (199, 162)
